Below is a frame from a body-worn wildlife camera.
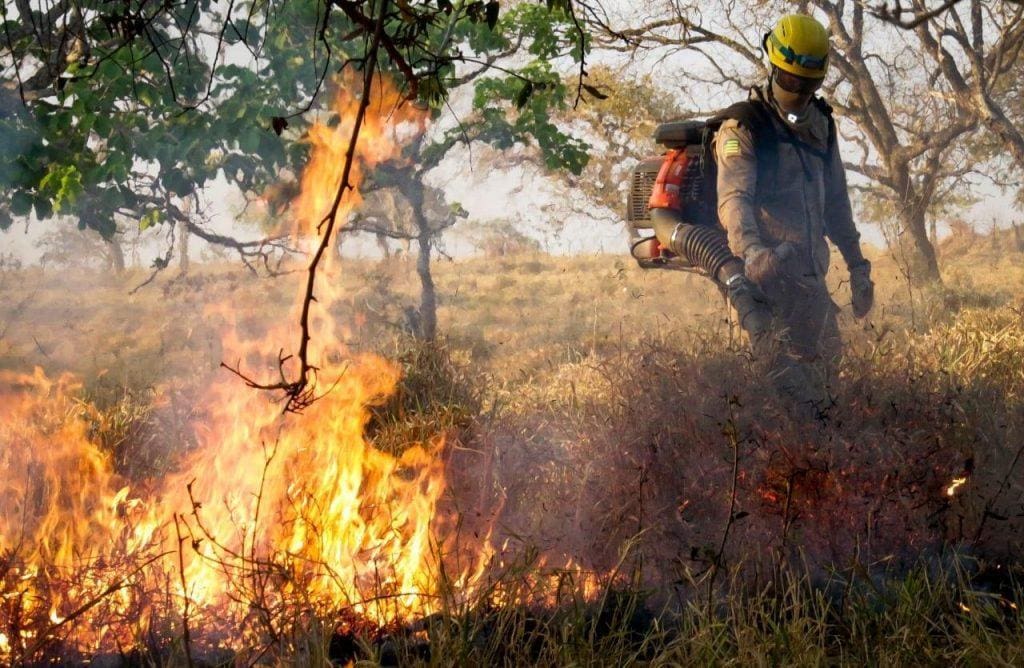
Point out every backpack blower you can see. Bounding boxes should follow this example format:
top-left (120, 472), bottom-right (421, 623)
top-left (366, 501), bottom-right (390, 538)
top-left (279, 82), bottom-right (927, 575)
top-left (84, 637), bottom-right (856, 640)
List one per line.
top-left (626, 120), bottom-right (739, 281)
top-left (626, 110), bottom-right (780, 352)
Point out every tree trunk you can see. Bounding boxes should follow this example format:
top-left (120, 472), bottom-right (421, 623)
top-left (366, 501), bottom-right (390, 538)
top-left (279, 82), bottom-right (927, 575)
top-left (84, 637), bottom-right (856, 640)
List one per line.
top-left (929, 218), bottom-right (938, 253)
top-left (898, 205), bottom-right (942, 284)
top-left (178, 218), bottom-right (190, 274)
top-left (376, 232), bottom-right (391, 260)
top-left (415, 219), bottom-right (437, 341)
top-left (398, 172), bottom-right (438, 341)
top-left (890, 161), bottom-right (942, 284)
top-left (1013, 220), bottom-right (1023, 253)
top-left (106, 237), bottom-right (125, 273)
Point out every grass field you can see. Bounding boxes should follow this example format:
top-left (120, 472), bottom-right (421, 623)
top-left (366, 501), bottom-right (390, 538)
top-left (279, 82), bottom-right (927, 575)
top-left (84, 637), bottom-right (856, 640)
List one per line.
top-left (1, 231), bottom-right (1023, 664)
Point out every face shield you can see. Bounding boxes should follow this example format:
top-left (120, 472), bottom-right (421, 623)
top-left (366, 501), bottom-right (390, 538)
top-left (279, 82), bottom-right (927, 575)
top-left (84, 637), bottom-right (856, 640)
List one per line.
top-left (773, 68), bottom-right (824, 95)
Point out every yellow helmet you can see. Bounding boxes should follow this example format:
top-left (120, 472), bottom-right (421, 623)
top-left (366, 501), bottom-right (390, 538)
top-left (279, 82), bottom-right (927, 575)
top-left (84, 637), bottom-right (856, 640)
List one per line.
top-left (763, 14), bottom-right (830, 79)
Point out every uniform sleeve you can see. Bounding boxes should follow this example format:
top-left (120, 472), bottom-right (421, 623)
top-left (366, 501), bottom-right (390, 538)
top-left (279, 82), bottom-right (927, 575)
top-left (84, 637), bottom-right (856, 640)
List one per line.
top-left (715, 119), bottom-right (766, 259)
top-left (823, 139), bottom-right (866, 267)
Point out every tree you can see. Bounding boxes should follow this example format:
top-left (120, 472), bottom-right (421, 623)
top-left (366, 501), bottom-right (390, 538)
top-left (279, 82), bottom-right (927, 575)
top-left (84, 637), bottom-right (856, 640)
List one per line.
top-left (869, 0), bottom-right (1024, 263)
top-left (0, 0), bottom-right (333, 270)
top-left (348, 166), bottom-right (468, 340)
top-left (333, 3), bottom-right (592, 342)
top-left (590, 0), bottom-right (1021, 283)
top-left (2, 0), bottom-right (597, 407)
top-left (903, 0), bottom-right (1024, 178)
top-left (544, 65), bottom-right (686, 225)
top-left (476, 219), bottom-right (543, 257)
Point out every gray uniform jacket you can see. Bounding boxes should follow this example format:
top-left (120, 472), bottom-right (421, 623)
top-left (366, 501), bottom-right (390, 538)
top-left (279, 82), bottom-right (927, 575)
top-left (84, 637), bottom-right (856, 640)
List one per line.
top-left (714, 88), bottom-right (864, 280)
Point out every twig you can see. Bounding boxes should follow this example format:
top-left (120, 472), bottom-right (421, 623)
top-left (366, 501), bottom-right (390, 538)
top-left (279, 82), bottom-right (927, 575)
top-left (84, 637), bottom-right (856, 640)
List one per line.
top-left (225, 0), bottom-right (391, 413)
top-left (873, 0), bottom-right (966, 29)
top-left (707, 397), bottom-right (743, 609)
top-left (173, 515), bottom-right (196, 668)
top-left (566, 1), bottom-right (590, 109)
top-left (26, 551), bottom-right (172, 658)
top-left (972, 438), bottom-right (1024, 543)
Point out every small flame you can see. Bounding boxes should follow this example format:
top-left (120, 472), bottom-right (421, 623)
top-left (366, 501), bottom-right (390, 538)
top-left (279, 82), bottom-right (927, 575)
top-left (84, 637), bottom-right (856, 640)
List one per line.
top-left (958, 602), bottom-right (971, 613)
top-left (946, 477), bottom-right (968, 497)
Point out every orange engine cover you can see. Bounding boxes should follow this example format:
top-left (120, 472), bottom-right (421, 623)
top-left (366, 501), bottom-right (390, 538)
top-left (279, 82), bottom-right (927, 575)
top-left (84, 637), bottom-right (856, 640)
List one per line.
top-left (647, 149), bottom-right (688, 212)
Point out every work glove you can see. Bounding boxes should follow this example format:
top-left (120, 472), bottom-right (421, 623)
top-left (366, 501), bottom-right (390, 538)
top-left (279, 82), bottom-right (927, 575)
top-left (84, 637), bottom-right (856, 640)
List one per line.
top-left (744, 242), bottom-right (799, 286)
top-left (724, 273), bottom-right (773, 341)
top-left (849, 260), bottom-right (874, 318)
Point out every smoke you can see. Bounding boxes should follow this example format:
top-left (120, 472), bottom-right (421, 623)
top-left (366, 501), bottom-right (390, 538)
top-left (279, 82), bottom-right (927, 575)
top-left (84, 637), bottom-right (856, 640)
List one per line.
top-left (447, 324), bottom-right (1024, 601)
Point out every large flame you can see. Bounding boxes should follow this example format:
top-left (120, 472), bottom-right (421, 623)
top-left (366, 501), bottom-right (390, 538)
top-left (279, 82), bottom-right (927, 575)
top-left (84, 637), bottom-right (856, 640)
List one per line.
top-left (0, 77), bottom-right (472, 660)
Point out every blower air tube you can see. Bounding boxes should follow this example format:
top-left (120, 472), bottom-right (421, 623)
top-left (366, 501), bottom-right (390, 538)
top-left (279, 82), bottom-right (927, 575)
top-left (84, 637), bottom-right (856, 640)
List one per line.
top-left (672, 223), bottom-right (736, 279)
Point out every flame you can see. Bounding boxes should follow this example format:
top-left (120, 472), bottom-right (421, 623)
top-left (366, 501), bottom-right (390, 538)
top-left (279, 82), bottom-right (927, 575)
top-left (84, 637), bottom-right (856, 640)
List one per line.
top-left (946, 477), bottom-right (968, 497)
top-left (0, 75), bottom-right (602, 661)
top-left (0, 77), bottom-right (482, 659)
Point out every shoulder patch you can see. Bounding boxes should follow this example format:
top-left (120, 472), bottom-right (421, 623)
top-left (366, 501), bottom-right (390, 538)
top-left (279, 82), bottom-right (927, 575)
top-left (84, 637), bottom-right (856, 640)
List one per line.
top-left (722, 138), bottom-right (741, 157)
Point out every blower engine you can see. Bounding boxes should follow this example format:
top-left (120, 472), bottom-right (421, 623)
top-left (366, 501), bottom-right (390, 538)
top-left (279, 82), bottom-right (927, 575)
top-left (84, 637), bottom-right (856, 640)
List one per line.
top-left (626, 120), bottom-right (738, 281)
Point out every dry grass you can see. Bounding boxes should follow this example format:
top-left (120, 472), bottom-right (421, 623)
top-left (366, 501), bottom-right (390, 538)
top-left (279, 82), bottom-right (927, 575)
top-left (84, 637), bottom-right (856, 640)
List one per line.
top-left (1, 234), bottom-right (1023, 663)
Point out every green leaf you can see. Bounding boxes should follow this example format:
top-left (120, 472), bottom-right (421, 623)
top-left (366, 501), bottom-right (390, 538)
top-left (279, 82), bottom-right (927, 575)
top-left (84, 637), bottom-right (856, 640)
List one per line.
top-left (93, 113), bottom-right (113, 137)
top-left (418, 75), bottom-right (447, 109)
top-left (162, 168), bottom-right (191, 196)
top-left (96, 58), bottom-right (122, 82)
top-left (139, 209), bottom-right (162, 231)
top-left (92, 215), bottom-right (116, 239)
top-left (239, 128), bottom-right (261, 154)
top-left (33, 197), bottom-right (53, 219)
top-left (137, 86), bottom-right (157, 107)
top-left (515, 81), bottom-right (534, 109)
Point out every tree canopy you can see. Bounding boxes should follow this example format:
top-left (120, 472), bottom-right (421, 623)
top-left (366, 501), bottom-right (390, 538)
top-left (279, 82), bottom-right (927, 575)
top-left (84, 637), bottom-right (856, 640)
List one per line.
top-left (0, 0), bottom-right (595, 245)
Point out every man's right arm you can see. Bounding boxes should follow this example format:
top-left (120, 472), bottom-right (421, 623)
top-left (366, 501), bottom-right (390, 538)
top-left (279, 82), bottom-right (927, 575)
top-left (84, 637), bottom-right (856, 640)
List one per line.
top-left (715, 118), bottom-right (765, 260)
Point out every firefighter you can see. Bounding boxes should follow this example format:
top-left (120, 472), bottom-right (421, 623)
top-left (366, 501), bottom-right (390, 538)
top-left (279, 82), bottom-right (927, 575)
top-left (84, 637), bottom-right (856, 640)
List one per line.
top-left (715, 13), bottom-right (874, 369)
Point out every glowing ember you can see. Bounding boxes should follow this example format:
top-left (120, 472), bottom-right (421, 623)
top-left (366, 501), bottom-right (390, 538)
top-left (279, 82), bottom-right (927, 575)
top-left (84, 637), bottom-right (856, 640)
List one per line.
top-left (946, 477), bottom-right (968, 497)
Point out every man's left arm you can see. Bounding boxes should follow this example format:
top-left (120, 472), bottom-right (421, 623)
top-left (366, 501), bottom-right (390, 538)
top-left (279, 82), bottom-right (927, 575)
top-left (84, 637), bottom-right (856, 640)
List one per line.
top-left (823, 142), bottom-right (865, 267)
top-left (824, 138), bottom-right (874, 318)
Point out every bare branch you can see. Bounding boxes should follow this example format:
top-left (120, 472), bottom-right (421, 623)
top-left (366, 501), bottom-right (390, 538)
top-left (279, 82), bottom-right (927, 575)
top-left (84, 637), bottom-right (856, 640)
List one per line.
top-left (225, 0), bottom-right (392, 412)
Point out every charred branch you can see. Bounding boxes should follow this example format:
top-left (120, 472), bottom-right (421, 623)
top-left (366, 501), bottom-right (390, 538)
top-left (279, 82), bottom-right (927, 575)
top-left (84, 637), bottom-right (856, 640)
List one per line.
top-left (225, 0), bottom-right (391, 413)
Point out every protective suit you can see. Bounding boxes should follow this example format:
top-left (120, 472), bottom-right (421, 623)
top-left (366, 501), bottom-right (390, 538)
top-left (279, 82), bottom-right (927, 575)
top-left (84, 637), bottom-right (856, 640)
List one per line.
top-left (714, 85), bottom-right (866, 365)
